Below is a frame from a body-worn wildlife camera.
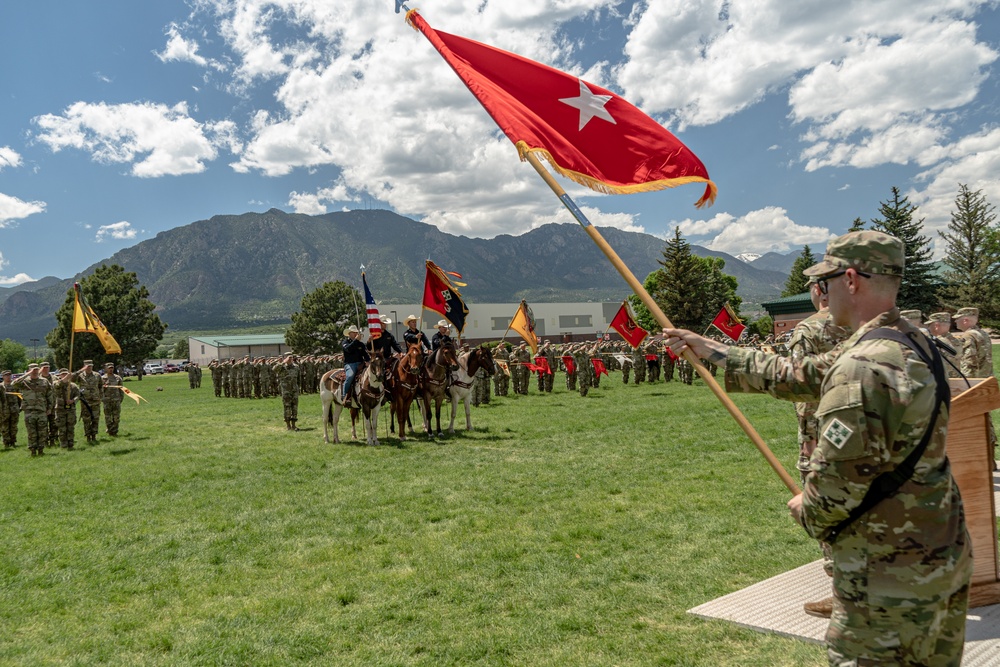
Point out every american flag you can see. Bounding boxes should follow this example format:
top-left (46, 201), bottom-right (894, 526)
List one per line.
top-left (362, 271), bottom-right (381, 339)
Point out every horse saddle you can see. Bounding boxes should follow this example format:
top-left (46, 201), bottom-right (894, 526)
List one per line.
top-left (331, 369), bottom-right (346, 383)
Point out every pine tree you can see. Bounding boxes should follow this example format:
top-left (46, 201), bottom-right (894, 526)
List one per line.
top-left (848, 217), bottom-right (866, 232)
top-left (870, 187), bottom-right (938, 314)
top-left (939, 184), bottom-right (1000, 320)
top-left (650, 228), bottom-right (711, 330)
top-left (782, 245), bottom-right (816, 296)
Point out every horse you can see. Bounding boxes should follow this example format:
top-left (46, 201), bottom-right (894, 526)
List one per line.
top-left (419, 341), bottom-right (458, 437)
top-left (448, 345), bottom-right (496, 434)
top-left (386, 342), bottom-right (424, 442)
top-left (320, 355), bottom-right (385, 445)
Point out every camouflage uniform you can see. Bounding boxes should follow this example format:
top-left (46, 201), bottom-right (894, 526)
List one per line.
top-left (590, 346), bottom-right (602, 388)
top-left (512, 345), bottom-right (530, 395)
top-left (620, 349), bottom-right (631, 384)
top-left (2, 373), bottom-right (21, 447)
top-left (220, 361), bottom-right (231, 397)
top-left (210, 361), bottom-right (222, 397)
top-left (53, 372), bottom-right (80, 449)
top-left (573, 346), bottom-right (590, 397)
top-left (536, 343), bottom-right (555, 393)
top-left (677, 358), bottom-right (693, 385)
top-left (273, 357), bottom-right (300, 429)
top-left (564, 346), bottom-right (578, 391)
top-left (493, 345), bottom-right (510, 396)
top-left (954, 307), bottom-right (996, 467)
top-left (13, 367), bottom-right (52, 456)
top-left (727, 309), bottom-right (972, 666)
top-left (632, 346), bottom-right (646, 384)
top-left (41, 365), bottom-right (58, 447)
top-left (925, 313), bottom-right (962, 379)
top-left (955, 309), bottom-right (992, 378)
top-left (662, 346), bottom-right (675, 382)
top-left (73, 364), bottom-right (103, 444)
top-left (102, 365), bottom-right (124, 436)
top-left (788, 306), bottom-right (851, 577)
top-left (645, 342), bottom-right (660, 382)
top-left (472, 364), bottom-right (490, 406)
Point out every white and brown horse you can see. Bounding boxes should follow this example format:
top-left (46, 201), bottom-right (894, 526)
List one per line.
top-left (448, 345), bottom-right (495, 434)
top-left (386, 342), bottom-right (424, 442)
top-left (420, 341), bottom-right (458, 437)
top-left (320, 355), bottom-right (385, 445)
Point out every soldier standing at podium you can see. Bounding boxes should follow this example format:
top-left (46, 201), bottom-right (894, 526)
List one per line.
top-left (663, 231), bottom-right (973, 667)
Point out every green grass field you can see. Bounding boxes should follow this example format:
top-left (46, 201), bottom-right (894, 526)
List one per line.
top-left (0, 369), bottom-right (857, 666)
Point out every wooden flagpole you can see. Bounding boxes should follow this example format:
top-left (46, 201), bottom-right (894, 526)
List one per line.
top-left (524, 152), bottom-right (799, 495)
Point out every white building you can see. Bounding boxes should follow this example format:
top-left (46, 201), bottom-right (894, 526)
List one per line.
top-left (187, 302), bottom-right (627, 362)
top-left (377, 302), bottom-right (624, 345)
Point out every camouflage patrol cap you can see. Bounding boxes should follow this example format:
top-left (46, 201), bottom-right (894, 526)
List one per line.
top-left (803, 231), bottom-right (904, 277)
top-left (56, 368), bottom-right (69, 375)
top-left (899, 309), bottom-right (923, 322)
top-left (27, 363), bottom-right (39, 370)
top-left (83, 360), bottom-right (93, 366)
top-left (926, 312), bottom-right (952, 325)
top-left (40, 362), bottom-right (50, 367)
top-left (956, 307), bottom-right (979, 318)
top-left (1, 370), bottom-right (9, 376)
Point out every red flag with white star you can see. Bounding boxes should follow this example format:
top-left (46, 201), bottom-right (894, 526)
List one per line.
top-left (405, 10), bottom-right (716, 207)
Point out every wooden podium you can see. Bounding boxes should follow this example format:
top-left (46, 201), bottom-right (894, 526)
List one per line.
top-left (946, 376), bottom-right (1000, 608)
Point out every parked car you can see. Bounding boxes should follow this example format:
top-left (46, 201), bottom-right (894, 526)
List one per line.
top-left (165, 364), bottom-right (180, 373)
top-left (143, 363), bottom-right (165, 375)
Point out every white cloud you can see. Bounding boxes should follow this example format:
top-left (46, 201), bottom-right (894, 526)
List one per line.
top-left (674, 206), bottom-right (836, 255)
top-left (33, 101), bottom-right (228, 177)
top-left (0, 147), bottom-right (22, 170)
top-left (208, 0), bottom-right (629, 238)
top-left (907, 126), bottom-right (1000, 252)
top-left (0, 192), bottom-right (46, 227)
top-left (96, 221), bottom-right (138, 242)
top-left (616, 1), bottom-right (997, 173)
top-left (0, 251), bottom-right (35, 286)
top-left (0, 272), bottom-right (36, 286)
top-left (156, 24), bottom-right (214, 69)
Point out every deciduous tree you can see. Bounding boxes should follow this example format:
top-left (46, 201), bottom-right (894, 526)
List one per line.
top-left (46, 265), bottom-right (165, 371)
top-left (285, 281), bottom-right (364, 355)
top-left (0, 339), bottom-right (28, 373)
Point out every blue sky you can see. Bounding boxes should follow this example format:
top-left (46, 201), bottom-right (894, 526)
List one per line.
top-left (1, 0), bottom-right (999, 285)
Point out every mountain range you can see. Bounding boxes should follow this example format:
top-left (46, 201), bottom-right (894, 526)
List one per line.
top-left (0, 209), bottom-right (801, 343)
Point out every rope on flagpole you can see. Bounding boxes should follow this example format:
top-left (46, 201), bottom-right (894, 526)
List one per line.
top-left (524, 152), bottom-right (799, 495)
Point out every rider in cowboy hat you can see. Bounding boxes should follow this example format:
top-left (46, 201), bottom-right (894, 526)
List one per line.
top-left (402, 314), bottom-right (431, 354)
top-left (369, 314), bottom-right (403, 360)
top-left (341, 325), bottom-right (371, 402)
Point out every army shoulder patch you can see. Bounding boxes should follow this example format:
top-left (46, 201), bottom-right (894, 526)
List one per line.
top-left (822, 418), bottom-right (854, 449)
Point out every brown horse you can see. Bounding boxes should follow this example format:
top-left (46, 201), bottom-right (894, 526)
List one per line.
top-left (386, 342), bottom-right (424, 442)
top-left (320, 355), bottom-right (385, 445)
top-left (420, 341), bottom-right (458, 437)
top-left (448, 345), bottom-right (496, 433)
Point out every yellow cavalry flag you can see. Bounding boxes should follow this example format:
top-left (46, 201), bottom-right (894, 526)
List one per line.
top-left (72, 283), bottom-right (121, 354)
top-left (106, 385), bottom-right (147, 404)
top-left (508, 300), bottom-right (538, 354)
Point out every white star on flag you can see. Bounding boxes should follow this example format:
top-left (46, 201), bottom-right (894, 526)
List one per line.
top-left (559, 79), bottom-right (616, 131)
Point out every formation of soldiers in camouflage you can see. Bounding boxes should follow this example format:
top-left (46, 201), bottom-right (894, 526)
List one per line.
top-left (0, 360), bottom-right (129, 455)
top-left (207, 354), bottom-right (344, 401)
